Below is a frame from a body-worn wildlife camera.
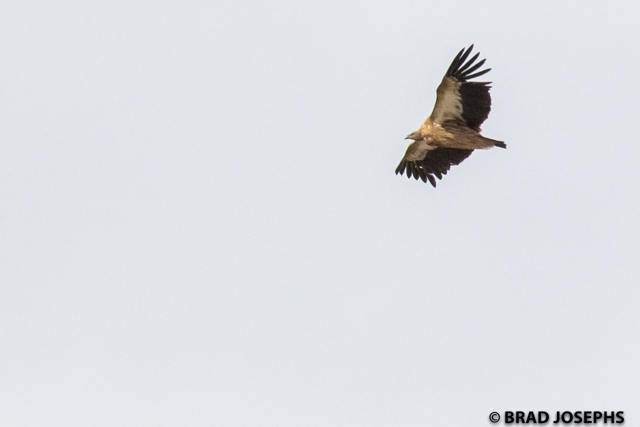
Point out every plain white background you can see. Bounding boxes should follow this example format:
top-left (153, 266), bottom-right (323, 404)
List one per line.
top-left (1, 1), bottom-right (639, 426)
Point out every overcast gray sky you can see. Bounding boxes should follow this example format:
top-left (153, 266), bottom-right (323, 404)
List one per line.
top-left (1, 1), bottom-right (639, 426)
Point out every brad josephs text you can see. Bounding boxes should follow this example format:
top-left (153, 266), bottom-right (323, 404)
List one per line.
top-left (504, 411), bottom-right (624, 424)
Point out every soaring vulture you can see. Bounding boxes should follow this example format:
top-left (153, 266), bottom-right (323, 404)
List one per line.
top-left (396, 45), bottom-right (505, 187)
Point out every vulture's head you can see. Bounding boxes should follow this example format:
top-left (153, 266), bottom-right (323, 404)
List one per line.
top-left (405, 131), bottom-right (421, 141)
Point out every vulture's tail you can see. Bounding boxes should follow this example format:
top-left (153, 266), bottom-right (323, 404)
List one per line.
top-left (493, 140), bottom-right (506, 149)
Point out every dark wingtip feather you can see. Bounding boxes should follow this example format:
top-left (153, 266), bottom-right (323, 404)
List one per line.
top-left (464, 68), bottom-right (491, 80)
top-left (460, 58), bottom-right (486, 78)
top-left (446, 45), bottom-right (491, 82)
top-left (457, 52), bottom-right (480, 75)
top-left (397, 146), bottom-right (477, 187)
top-left (456, 46), bottom-right (473, 71)
top-left (445, 47), bottom-right (466, 77)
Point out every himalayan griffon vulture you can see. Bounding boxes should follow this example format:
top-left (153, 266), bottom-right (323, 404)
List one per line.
top-left (396, 45), bottom-right (505, 187)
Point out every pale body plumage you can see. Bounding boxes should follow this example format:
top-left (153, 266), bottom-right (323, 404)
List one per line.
top-left (396, 45), bottom-right (505, 187)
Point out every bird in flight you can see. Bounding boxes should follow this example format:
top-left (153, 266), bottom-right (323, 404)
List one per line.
top-left (395, 45), bottom-right (505, 187)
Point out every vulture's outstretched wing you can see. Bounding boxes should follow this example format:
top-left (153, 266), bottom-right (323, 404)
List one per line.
top-left (395, 148), bottom-right (473, 187)
top-left (430, 45), bottom-right (492, 131)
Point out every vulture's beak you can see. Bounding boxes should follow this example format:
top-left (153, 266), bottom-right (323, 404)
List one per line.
top-left (405, 132), bottom-right (418, 140)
